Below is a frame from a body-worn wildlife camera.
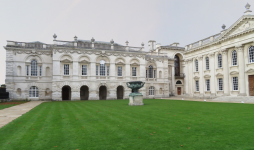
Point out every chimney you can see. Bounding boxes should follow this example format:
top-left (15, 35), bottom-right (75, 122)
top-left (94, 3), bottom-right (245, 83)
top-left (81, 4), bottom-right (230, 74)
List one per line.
top-left (148, 40), bottom-right (156, 51)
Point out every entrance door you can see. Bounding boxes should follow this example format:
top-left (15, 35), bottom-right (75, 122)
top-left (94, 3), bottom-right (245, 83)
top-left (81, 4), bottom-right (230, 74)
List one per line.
top-left (80, 86), bottom-right (89, 100)
top-left (62, 86), bottom-right (71, 100)
top-left (99, 86), bottom-right (107, 100)
top-left (177, 87), bottom-right (181, 95)
top-left (249, 75), bottom-right (254, 96)
top-left (117, 86), bottom-right (124, 99)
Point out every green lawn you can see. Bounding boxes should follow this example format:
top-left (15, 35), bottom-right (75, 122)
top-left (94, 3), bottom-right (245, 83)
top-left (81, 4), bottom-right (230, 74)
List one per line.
top-left (0, 99), bottom-right (253, 150)
top-left (0, 101), bottom-right (27, 110)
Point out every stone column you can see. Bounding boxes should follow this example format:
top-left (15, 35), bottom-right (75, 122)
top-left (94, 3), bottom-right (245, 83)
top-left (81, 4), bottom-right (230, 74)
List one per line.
top-left (110, 63), bottom-right (115, 80)
top-left (188, 59), bottom-right (193, 96)
top-left (90, 62), bottom-right (96, 80)
top-left (72, 61), bottom-right (79, 80)
top-left (125, 63), bottom-right (130, 80)
top-left (183, 60), bottom-right (188, 95)
top-left (198, 56), bottom-right (204, 97)
top-left (237, 46), bottom-right (246, 96)
top-left (53, 60), bottom-right (60, 80)
top-left (222, 49), bottom-right (229, 95)
top-left (209, 53), bottom-right (216, 96)
top-left (140, 64), bottom-right (146, 81)
top-left (171, 65), bottom-right (175, 95)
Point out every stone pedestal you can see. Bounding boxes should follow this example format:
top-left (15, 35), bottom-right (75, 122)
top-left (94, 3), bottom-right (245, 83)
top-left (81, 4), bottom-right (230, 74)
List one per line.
top-left (129, 93), bottom-right (144, 106)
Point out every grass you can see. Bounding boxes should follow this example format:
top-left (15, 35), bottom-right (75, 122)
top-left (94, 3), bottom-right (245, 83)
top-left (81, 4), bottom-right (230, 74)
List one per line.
top-left (0, 99), bottom-right (253, 150)
top-left (0, 101), bottom-right (27, 110)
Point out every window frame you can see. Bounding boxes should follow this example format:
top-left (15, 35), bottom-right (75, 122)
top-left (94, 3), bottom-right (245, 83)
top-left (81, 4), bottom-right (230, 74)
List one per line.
top-left (31, 59), bottom-right (37, 76)
top-left (132, 67), bottom-right (137, 76)
top-left (196, 80), bottom-right (199, 92)
top-left (117, 66), bottom-right (122, 76)
top-left (206, 79), bottom-right (210, 91)
top-left (206, 57), bottom-right (209, 70)
top-left (218, 78), bottom-right (223, 91)
top-left (149, 65), bottom-right (153, 78)
top-left (218, 54), bottom-right (222, 68)
top-left (29, 86), bottom-right (39, 97)
top-left (249, 46), bottom-right (254, 63)
top-left (64, 64), bottom-right (69, 75)
top-left (149, 86), bottom-right (155, 95)
top-left (195, 59), bottom-right (198, 72)
top-left (232, 50), bottom-right (237, 66)
top-left (233, 77), bottom-right (238, 91)
top-left (82, 65), bottom-right (87, 76)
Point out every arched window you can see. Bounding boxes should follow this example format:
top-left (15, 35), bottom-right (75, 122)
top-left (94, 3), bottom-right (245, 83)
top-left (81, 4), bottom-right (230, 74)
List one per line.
top-left (195, 59), bottom-right (198, 72)
top-left (29, 86), bottom-right (38, 97)
top-left (218, 54), bottom-right (222, 68)
top-left (174, 55), bottom-right (180, 76)
top-left (100, 60), bottom-right (105, 76)
top-left (149, 86), bottom-right (155, 95)
top-left (176, 80), bottom-right (182, 84)
top-left (149, 65), bottom-right (153, 78)
top-left (249, 46), bottom-right (254, 63)
top-left (232, 50), bottom-right (237, 66)
top-left (206, 57), bottom-right (209, 70)
top-left (31, 60), bottom-right (37, 76)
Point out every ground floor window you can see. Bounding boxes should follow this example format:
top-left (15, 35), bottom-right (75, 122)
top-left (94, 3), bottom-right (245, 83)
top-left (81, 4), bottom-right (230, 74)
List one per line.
top-left (196, 80), bottom-right (199, 91)
top-left (218, 78), bottom-right (223, 91)
top-left (149, 86), bottom-right (155, 95)
top-left (29, 86), bottom-right (38, 97)
top-left (233, 77), bottom-right (238, 91)
top-left (206, 79), bottom-right (210, 91)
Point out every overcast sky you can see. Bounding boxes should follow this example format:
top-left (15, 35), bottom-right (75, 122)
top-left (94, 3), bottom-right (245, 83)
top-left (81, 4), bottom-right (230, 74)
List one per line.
top-left (0, 0), bottom-right (252, 84)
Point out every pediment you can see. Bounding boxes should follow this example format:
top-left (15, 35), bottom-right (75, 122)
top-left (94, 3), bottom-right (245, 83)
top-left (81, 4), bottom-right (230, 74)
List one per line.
top-left (245, 68), bottom-right (254, 73)
top-left (79, 60), bottom-right (90, 63)
top-left (61, 59), bottom-right (72, 63)
top-left (218, 16), bottom-right (254, 40)
top-left (204, 74), bottom-right (211, 78)
top-left (193, 76), bottom-right (200, 79)
top-left (230, 71), bottom-right (239, 75)
top-left (131, 63), bottom-right (140, 66)
top-left (216, 73), bottom-right (224, 77)
top-left (115, 61), bottom-right (125, 65)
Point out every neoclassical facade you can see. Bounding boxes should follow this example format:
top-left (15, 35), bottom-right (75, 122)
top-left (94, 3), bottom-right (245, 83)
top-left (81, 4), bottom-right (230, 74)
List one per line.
top-left (4, 4), bottom-right (254, 101)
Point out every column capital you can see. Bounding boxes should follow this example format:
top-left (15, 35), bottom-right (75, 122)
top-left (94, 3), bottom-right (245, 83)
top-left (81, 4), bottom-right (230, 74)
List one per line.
top-left (208, 52), bottom-right (215, 57)
top-left (198, 56), bottom-right (203, 60)
top-left (236, 45), bottom-right (244, 52)
top-left (221, 48), bottom-right (228, 55)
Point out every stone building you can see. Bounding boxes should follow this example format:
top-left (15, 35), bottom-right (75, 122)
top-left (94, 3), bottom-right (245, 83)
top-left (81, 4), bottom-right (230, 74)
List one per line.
top-left (4, 4), bottom-right (254, 101)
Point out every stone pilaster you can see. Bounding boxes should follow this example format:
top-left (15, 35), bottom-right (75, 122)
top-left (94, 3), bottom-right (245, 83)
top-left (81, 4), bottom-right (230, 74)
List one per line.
top-left (90, 62), bottom-right (96, 80)
top-left (209, 53), bottom-right (216, 96)
top-left (72, 61), bottom-right (79, 79)
top-left (125, 63), bottom-right (130, 80)
top-left (110, 63), bottom-right (115, 80)
top-left (188, 59), bottom-right (193, 96)
top-left (198, 56), bottom-right (204, 97)
top-left (171, 65), bottom-right (175, 95)
top-left (222, 49), bottom-right (229, 95)
top-left (237, 46), bottom-right (247, 96)
top-left (183, 60), bottom-right (189, 96)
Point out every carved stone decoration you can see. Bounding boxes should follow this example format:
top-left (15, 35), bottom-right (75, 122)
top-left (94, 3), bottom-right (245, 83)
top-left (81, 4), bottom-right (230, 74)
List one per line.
top-left (236, 46), bottom-right (244, 52)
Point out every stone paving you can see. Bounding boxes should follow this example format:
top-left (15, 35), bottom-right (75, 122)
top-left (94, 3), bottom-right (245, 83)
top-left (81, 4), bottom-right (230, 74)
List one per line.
top-left (0, 101), bottom-right (45, 128)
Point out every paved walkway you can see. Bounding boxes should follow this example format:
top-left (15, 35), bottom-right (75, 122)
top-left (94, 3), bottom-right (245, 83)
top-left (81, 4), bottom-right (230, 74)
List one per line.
top-left (0, 101), bottom-right (45, 128)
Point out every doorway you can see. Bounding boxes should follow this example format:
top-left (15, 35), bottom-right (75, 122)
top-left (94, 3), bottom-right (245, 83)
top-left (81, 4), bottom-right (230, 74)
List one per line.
top-left (80, 86), bottom-right (89, 100)
top-left (249, 75), bottom-right (254, 96)
top-left (117, 86), bottom-right (124, 99)
top-left (99, 86), bottom-right (107, 100)
top-left (177, 87), bottom-right (181, 95)
top-left (62, 86), bottom-right (71, 100)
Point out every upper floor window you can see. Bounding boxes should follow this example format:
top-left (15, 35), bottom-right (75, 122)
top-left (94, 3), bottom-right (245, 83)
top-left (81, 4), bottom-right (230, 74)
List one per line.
top-left (218, 54), bottom-right (222, 68)
top-left (29, 86), bottom-right (38, 97)
top-left (107, 66), bottom-right (109, 76)
top-left (118, 66), bottom-right (122, 76)
top-left (149, 86), bottom-right (155, 95)
top-left (26, 65), bottom-right (29, 76)
top-left (206, 57), bottom-right (209, 70)
top-left (249, 46), bottom-right (254, 63)
top-left (233, 77), bottom-right (238, 91)
top-left (100, 60), bottom-right (105, 76)
top-left (39, 66), bottom-right (42, 76)
top-left (174, 55), bottom-right (180, 76)
top-left (82, 65), bottom-right (87, 75)
top-left (96, 65), bottom-right (98, 76)
top-left (232, 50), bottom-right (237, 66)
top-left (132, 67), bottom-right (137, 76)
top-left (31, 59), bottom-right (37, 76)
top-left (149, 65), bottom-right (153, 78)
top-left (64, 64), bottom-right (69, 75)
top-left (195, 59), bottom-right (198, 72)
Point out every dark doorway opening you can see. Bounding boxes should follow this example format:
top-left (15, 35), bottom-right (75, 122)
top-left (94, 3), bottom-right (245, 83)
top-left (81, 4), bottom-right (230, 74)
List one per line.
top-left (117, 86), bottom-right (124, 99)
top-left (80, 86), bottom-right (89, 100)
top-left (99, 86), bottom-right (107, 100)
top-left (62, 86), bottom-right (71, 100)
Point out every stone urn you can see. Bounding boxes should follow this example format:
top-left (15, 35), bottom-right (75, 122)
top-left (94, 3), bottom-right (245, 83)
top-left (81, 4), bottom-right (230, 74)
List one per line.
top-left (126, 81), bottom-right (145, 106)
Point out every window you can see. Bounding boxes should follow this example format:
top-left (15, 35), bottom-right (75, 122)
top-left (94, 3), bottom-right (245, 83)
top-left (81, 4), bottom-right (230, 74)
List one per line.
top-left (218, 78), bottom-right (223, 91)
top-left (107, 66), bottom-right (109, 76)
top-left (132, 67), bottom-right (136, 76)
top-left (174, 55), bottom-right (180, 76)
top-left (29, 86), bottom-right (38, 97)
top-left (118, 66), bottom-right (122, 76)
top-left (39, 66), bottom-right (42, 76)
top-left (232, 50), bottom-right (237, 66)
top-left (31, 59), bottom-right (37, 76)
top-left (195, 60), bottom-right (198, 72)
top-left (206, 57), bottom-right (209, 70)
top-left (206, 79), bottom-right (210, 91)
top-left (196, 80), bottom-right (199, 91)
top-left (82, 65), bottom-right (87, 75)
top-left (146, 70), bottom-right (147, 78)
top-left (100, 60), bottom-right (105, 76)
top-left (26, 65), bottom-right (29, 76)
top-left (96, 65), bottom-right (98, 75)
top-left (64, 64), bottom-right (69, 75)
top-left (149, 65), bottom-right (153, 78)
top-left (176, 80), bottom-right (182, 84)
top-left (218, 54), bottom-right (222, 68)
top-left (149, 86), bottom-right (155, 95)
top-left (154, 70), bottom-right (156, 78)
top-left (233, 77), bottom-right (238, 91)
top-left (249, 46), bottom-right (254, 63)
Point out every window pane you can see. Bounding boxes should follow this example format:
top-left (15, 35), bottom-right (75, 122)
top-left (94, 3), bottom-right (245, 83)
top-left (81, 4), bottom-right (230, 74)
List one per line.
top-left (232, 50), bottom-right (237, 66)
top-left (149, 66), bottom-right (153, 78)
top-left (233, 77), bottom-right (238, 90)
top-left (206, 79), bottom-right (210, 91)
top-left (219, 78), bottom-right (223, 91)
top-left (196, 80), bottom-right (199, 91)
top-left (31, 60), bottom-right (37, 76)
top-left (218, 54), bottom-right (222, 68)
top-left (107, 66), bottom-right (109, 76)
top-left (249, 46), bottom-right (254, 63)
top-left (132, 67), bottom-right (136, 76)
top-left (64, 64), bottom-right (69, 75)
top-left (82, 65), bottom-right (87, 75)
top-left (206, 57), bottom-right (209, 70)
top-left (100, 64), bottom-right (105, 76)
top-left (118, 66), bottom-right (122, 76)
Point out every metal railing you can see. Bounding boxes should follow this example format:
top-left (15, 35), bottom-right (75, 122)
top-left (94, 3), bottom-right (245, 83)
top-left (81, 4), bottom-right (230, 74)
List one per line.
top-left (175, 73), bottom-right (185, 78)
